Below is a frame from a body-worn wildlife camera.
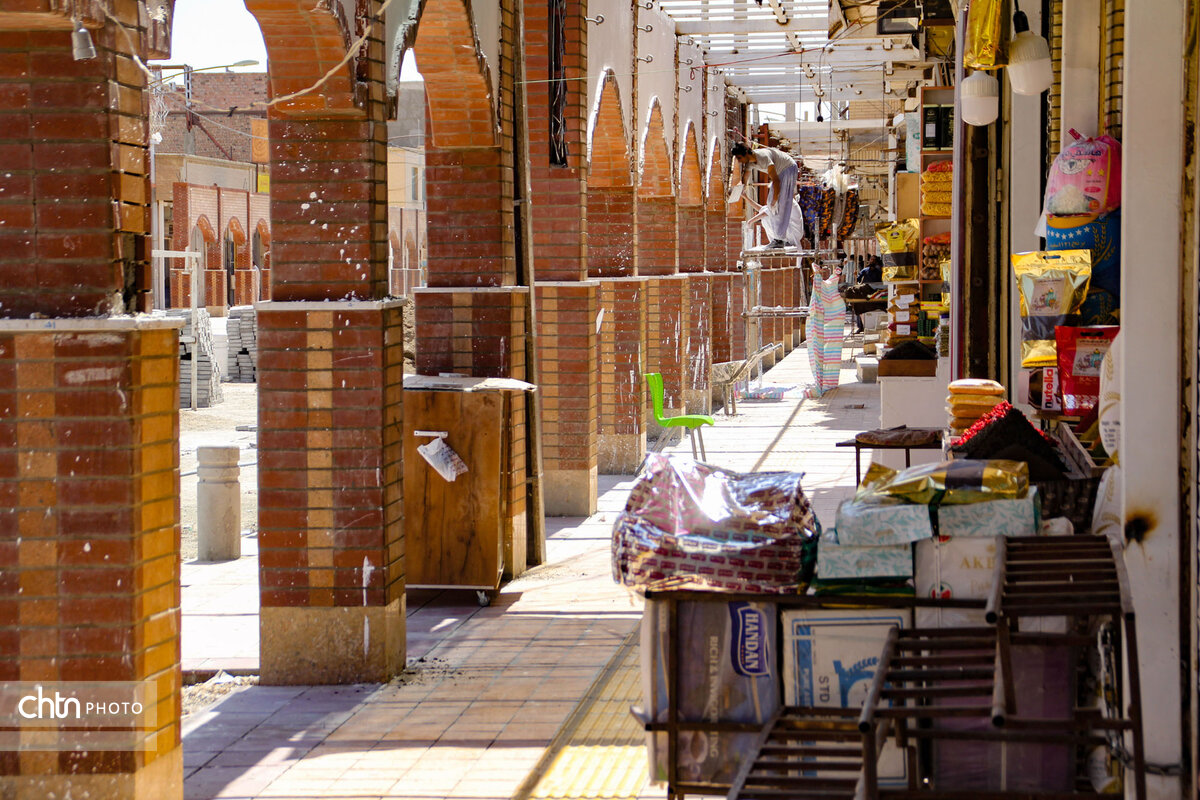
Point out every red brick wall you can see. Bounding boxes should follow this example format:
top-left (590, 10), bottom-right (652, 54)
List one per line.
top-left (644, 276), bottom-right (689, 413)
top-left (0, 325), bottom-right (181, 773)
top-left (155, 73), bottom-right (267, 163)
top-left (637, 103), bottom-right (676, 277)
top-left (685, 274), bottom-right (712, 402)
top-left (597, 278), bottom-right (647, 443)
top-left (0, 23), bottom-right (150, 318)
top-left (524, 0), bottom-right (587, 282)
top-left (536, 284), bottom-right (597, 471)
top-left (676, 127), bottom-right (705, 273)
top-left (705, 144), bottom-right (727, 272)
top-left (587, 75), bottom-right (635, 278)
top-left (256, 306), bottom-right (405, 608)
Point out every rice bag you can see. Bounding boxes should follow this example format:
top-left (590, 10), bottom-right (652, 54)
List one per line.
top-left (1044, 133), bottom-right (1122, 216)
top-left (1045, 210), bottom-right (1120, 325)
top-left (1012, 250), bottom-right (1092, 368)
top-left (1056, 326), bottom-right (1119, 415)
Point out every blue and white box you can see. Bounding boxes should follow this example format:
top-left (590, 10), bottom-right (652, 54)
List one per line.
top-left (782, 608), bottom-right (911, 786)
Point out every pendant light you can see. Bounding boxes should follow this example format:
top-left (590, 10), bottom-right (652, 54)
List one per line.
top-left (1008, 1), bottom-right (1053, 95)
top-left (961, 70), bottom-right (999, 126)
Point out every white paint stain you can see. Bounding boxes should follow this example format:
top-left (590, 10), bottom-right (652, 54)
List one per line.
top-left (363, 616), bottom-right (370, 660)
top-left (361, 557), bottom-right (374, 606)
top-left (63, 367), bottom-right (121, 385)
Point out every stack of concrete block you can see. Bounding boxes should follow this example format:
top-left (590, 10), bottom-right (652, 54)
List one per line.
top-left (167, 309), bottom-right (223, 408)
top-left (226, 305), bottom-right (258, 383)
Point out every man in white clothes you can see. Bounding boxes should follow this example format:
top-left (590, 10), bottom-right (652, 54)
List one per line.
top-left (731, 142), bottom-right (801, 249)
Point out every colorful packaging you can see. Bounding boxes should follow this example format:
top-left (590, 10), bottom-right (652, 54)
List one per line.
top-left (964, 0), bottom-right (1007, 68)
top-left (1044, 134), bottom-right (1122, 216)
top-left (1055, 326), bottom-right (1119, 414)
top-left (876, 220), bottom-right (919, 282)
top-left (1045, 210), bottom-right (1120, 325)
top-left (1012, 250), bottom-right (1093, 368)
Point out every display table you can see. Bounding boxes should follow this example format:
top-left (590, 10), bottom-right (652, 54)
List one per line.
top-left (876, 356), bottom-right (950, 470)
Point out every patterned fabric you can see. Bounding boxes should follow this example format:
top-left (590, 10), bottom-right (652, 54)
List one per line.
top-left (838, 188), bottom-right (860, 239)
top-left (807, 270), bottom-right (846, 395)
top-left (797, 184), bottom-right (836, 240)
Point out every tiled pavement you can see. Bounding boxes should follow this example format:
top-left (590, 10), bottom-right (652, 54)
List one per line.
top-left (181, 336), bottom-right (879, 799)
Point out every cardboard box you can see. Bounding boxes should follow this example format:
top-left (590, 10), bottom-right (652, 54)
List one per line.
top-left (817, 531), bottom-right (913, 579)
top-left (835, 498), bottom-right (934, 546)
top-left (782, 608), bottom-right (910, 786)
top-left (641, 599), bottom-right (779, 786)
top-left (877, 359), bottom-right (938, 377)
top-left (936, 490), bottom-right (1040, 538)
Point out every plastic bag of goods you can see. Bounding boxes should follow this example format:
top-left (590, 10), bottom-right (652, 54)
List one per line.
top-left (876, 219), bottom-right (919, 282)
top-left (1043, 133), bottom-right (1122, 217)
top-left (611, 453), bottom-right (820, 593)
top-left (1055, 326), bottom-right (1119, 415)
top-left (1012, 250), bottom-right (1092, 368)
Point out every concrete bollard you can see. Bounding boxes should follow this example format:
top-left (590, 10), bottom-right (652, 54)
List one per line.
top-left (197, 446), bottom-right (242, 561)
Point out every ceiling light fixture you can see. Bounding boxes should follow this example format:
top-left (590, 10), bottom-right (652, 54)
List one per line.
top-left (1008, 1), bottom-right (1053, 95)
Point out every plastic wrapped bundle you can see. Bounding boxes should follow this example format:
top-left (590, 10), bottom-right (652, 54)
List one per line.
top-left (611, 454), bottom-right (820, 593)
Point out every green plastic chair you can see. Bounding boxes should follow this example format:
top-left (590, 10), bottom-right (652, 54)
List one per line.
top-left (645, 372), bottom-right (716, 460)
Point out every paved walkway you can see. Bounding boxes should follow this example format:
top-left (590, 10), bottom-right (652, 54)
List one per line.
top-left (181, 337), bottom-right (880, 799)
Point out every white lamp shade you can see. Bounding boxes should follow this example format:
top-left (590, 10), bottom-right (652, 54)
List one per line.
top-left (961, 70), bottom-right (999, 126)
top-left (1009, 31), bottom-right (1054, 95)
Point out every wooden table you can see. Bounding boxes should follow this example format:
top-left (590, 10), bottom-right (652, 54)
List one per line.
top-left (835, 426), bottom-right (945, 484)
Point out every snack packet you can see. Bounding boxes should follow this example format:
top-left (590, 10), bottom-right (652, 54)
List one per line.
top-left (857, 459), bottom-right (1029, 506)
top-left (1012, 250), bottom-right (1092, 368)
top-left (964, 0), bottom-right (1008, 68)
top-left (876, 219), bottom-right (919, 282)
top-left (1056, 326), bottom-right (1119, 414)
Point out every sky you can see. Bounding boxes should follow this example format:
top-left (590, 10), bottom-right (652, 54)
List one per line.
top-left (158, 0), bottom-right (421, 79)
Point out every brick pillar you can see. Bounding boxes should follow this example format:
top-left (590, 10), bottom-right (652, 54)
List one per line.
top-left (597, 278), bottom-right (647, 473)
top-left (706, 200), bottom-right (728, 272)
top-left (684, 274), bottom-right (712, 414)
top-left (644, 276), bottom-right (689, 436)
top-left (0, 322), bottom-right (183, 798)
top-left (414, 288), bottom-right (529, 576)
top-left (729, 272), bottom-right (747, 362)
top-left (535, 284), bottom-right (598, 513)
top-left (256, 303), bottom-right (405, 684)
top-left (637, 196), bottom-right (678, 278)
top-left (0, 9), bottom-right (182, 796)
top-left (246, 0), bottom-right (402, 684)
top-left (524, 0), bottom-right (598, 514)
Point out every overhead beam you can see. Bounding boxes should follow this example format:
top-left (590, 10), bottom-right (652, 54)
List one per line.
top-left (720, 68), bottom-right (926, 86)
top-left (674, 16), bottom-right (825, 35)
top-left (744, 87), bottom-right (913, 103)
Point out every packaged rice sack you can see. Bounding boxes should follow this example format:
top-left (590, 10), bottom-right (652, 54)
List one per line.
top-left (1012, 250), bottom-right (1092, 368)
top-left (1043, 133), bottom-right (1122, 217)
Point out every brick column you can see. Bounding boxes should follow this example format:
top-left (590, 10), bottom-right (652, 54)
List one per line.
top-left (535, 284), bottom-right (597, 512)
top-left (676, 203), bottom-right (705, 272)
top-left (683, 274), bottom-right (712, 414)
top-left (706, 200), bottom-right (728, 272)
top-left (256, 302), bottom-right (404, 683)
top-left (587, 186), bottom-right (637, 276)
top-left (597, 278), bottom-right (647, 472)
top-left (0, 7), bottom-right (182, 795)
top-left (644, 276), bottom-right (690, 436)
top-left (246, 0), bottom-right (401, 683)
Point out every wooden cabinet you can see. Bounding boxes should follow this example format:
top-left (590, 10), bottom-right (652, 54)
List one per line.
top-left (403, 387), bottom-right (508, 597)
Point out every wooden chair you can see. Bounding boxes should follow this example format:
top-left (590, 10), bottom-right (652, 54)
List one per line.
top-left (645, 372), bottom-right (715, 460)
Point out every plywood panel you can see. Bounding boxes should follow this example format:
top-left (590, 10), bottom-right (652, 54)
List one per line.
top-left (403, 390), bottom-right (504, 589)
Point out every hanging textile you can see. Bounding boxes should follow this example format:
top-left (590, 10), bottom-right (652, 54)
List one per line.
top-left (806, 269), bottom-right (847, 396)
top-left (838, 188), bottom-right (861, 239)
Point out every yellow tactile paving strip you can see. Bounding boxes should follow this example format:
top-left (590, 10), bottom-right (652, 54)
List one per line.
top-left (515, 631), bottom-right (647, 800)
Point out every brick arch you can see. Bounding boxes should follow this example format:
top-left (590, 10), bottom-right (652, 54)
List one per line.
top-left (194, 214), bottom-right (216, 247)
top-left (244, 0), bottom-right (356, 115)
top-left (678, 123), bottom-right (703, 207)
top-left (639, 100), bottom-right (673, 199)
top-left (225, 216), bottom-right (246, 248)
top-left (588, 71), bottom-right (631, 189)
top-left (253, 219), bottom-right (271, 300)
top-left (705, 138), bottom-right (728, 273)
top-left (413, 0), bottom-right (497, 148)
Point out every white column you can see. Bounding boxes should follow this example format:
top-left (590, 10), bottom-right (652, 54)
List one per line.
top-left (1059, 0), bottom-right (1100, 145)
top-left (1119, 1), bottom-right (1187, 796)
top-left (197, 446), bottom-right (242, 561)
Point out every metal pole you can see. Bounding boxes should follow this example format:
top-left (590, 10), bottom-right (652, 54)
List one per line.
top-left (191, 251), bottom-right (199, 410)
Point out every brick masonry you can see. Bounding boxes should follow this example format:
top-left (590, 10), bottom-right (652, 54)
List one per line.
top-left (0, 321), bottom-right (182, 794)
top-left (255, 302), bottom-right (406, 682)
top-left (684, 274), bottom-right (712, 414)
top-left (535, 283), bottom-right (598, 513)
top-left (596, 278), bottom-right (647, 473)
top-left (169, 183), bottom-right (270, 310)
top-left (644, 275), bottom-right (690, 430)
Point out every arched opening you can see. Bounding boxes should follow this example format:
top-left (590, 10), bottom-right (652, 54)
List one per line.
top-left (587, 72), bottom-right (635, 278)
top-left (413, 0), bottom-right (512, 287)
top-left (637, 100), bottom-right (676, 276)
top-left (677, 123), bottom-right (705, 272)
top-left (224, 217), bottom-right (246, 308)
top-left (705, 138), bottom-right (728, 273)
top-left (252, 221), bottom-right (270, 302)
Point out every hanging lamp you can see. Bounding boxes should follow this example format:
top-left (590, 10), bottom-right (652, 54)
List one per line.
top-left (1008, 1), bottom-right (1053, 95)
top-left (961, 70), bottom-right (1000, 126)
